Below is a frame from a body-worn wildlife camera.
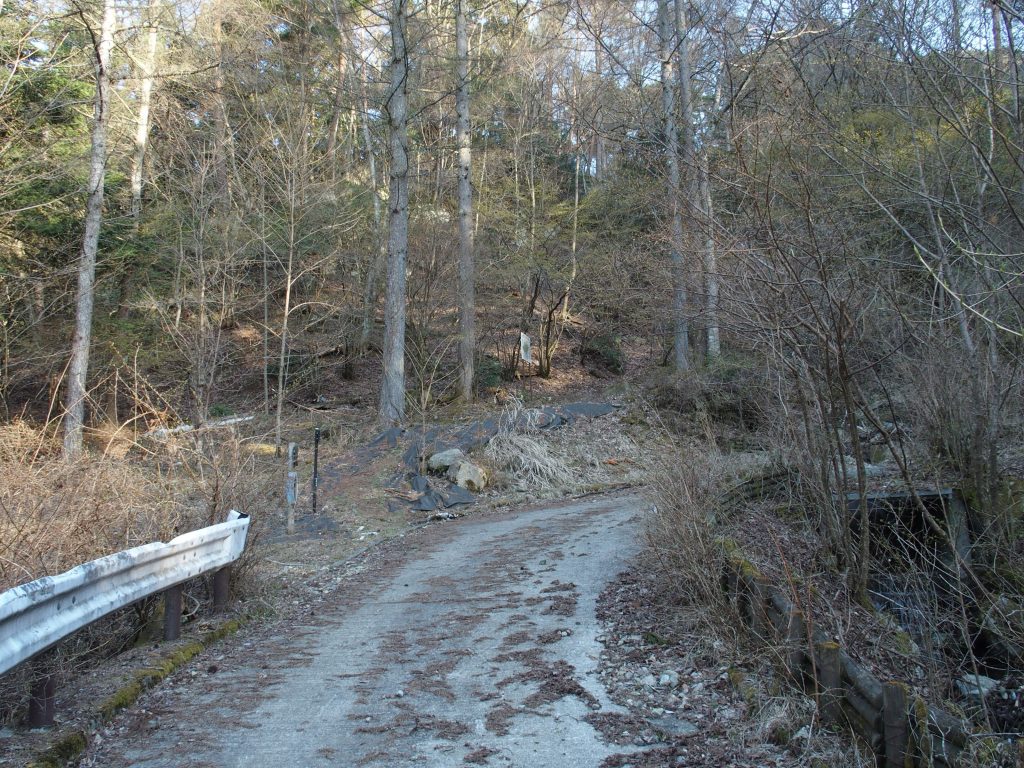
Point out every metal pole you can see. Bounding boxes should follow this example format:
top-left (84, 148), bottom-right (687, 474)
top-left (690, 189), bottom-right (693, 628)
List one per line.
top-left (312, 426), bottom-right (320, 514)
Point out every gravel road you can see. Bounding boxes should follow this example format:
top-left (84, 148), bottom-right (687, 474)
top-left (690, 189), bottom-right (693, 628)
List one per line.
top-left (82, 493), bottom-right (644, 767)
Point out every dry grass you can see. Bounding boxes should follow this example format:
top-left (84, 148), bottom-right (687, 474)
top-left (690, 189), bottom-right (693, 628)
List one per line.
top-left (0, 428), bottom-right (190, 591)
top-left (483, 395), bottom-right (654, 497)
top-left (644, 431), bottom-right (731, 617)
top-left (484, 396), bottom-right (579, 492)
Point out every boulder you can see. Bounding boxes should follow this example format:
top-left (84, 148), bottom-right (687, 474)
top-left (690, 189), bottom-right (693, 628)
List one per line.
top-left (957, 673), bottom-right (1000, 701)
top-left (427, 448), bottom-right (466, 472)
top-left (447, 460), bottom-right (488, 491)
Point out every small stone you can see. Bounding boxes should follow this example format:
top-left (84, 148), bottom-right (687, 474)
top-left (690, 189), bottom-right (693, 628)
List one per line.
top-left (641, 674), bottom-right (656, 687)
top-left (659, 670), bottom-right (680, 687)
top-left (647, 716), bottom-right (700, 738)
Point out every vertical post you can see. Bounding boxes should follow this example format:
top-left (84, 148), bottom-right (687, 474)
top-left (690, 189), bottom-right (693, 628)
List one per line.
top-left (286, 441), bottom-right (298, 535)
top-left (911, 695), bottom-right (931, 765)
top-left (311, 426), bottom-right (321, 514)
top-left (785, 609), bottom-right (806, 684)
top-left (883, 681), bottom-right (909, 768)
top-left (164, 584), bottom-right (182, 641)
top-left (213, 568), bottom-right (230, 612)
top-left (747, 577), bottom-right (767, 639)
top-left (815, 640), bottom-right (842, 723)
top-left (28, 664), bottom-right (56, 728)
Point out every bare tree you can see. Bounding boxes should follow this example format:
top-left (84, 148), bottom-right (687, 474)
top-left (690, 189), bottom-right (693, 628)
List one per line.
top-left (456, 0), bottom-right (475, 401)
top-left (379, 0), bottom-right (410, 425)
top-left (129, 0), bottom-right (160, 229)
top-left (658, 0), bottom-right (689, 371)
top-left (63, 0), bottom-right (116, 458)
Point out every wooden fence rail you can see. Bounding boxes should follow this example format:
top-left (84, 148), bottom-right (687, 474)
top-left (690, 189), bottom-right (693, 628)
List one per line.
top-left (719, 541), bottom-right (974, 767)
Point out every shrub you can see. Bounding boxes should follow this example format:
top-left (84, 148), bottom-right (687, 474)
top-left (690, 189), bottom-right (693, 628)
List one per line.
top-left (580, 333), bottom-right (625, 375)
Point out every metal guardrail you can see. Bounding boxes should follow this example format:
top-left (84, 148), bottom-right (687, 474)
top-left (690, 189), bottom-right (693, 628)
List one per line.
top-left (0, 511), bottom-right (249, 725)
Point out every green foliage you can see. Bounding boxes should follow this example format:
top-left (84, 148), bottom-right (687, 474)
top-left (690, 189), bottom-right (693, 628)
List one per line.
top-left (580, 333), bottom-right (624, 375)
top-left (474, 354), bottom-right (502, 393)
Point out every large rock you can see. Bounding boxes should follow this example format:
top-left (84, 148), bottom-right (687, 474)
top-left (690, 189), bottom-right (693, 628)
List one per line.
top-left (447, 460), bottom-right (488, 492)
top-left (427, 448), bottom-right (466, 472)
top-left (956, 673), bottom-right (1000, 701)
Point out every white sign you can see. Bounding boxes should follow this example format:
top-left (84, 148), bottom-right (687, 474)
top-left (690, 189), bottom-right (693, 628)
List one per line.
top-left (519, 332), bottom-right (533, 365)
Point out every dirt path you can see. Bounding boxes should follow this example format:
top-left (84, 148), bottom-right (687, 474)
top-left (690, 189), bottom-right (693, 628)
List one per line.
top-left (81, 494), bottom-right (644, 767)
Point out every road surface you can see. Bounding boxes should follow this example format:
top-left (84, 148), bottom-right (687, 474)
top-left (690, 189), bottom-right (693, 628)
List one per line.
top-left (83, 493), bottom-right (644, 768)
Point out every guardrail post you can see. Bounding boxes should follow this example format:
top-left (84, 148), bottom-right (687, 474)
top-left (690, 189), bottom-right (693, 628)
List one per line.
top-left (164, 585), bottom-right (182, 641)
top-left (883, 681), bottom-right (909, 768)
top-left (213, 568), bottom-right (230, 612)
top-left (311, 426), bottom-right (321, 515)
top-left (28, 663), bottom-right (55, 728)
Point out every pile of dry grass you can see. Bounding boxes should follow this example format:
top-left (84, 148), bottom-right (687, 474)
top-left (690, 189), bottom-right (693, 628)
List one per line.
top-left (485, 396), bottom-right (577, 491)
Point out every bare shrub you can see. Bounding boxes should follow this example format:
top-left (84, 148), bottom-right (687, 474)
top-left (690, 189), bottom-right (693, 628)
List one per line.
top-left (645, 430), bottom-right (729, 617)
top-left (0, 457), bottom-right (189, 591)
top-left (167, 432), bottom-right (276, 589)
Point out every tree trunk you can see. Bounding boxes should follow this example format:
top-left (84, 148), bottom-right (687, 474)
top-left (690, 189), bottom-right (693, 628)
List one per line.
top-left (63, 0), bottom-right (116, 459)
top-left (700, 156), bottom-right (720, 360)
top-left (325, 3), bottom-right (348, 174)
top-left (117, 0), bottom-right (161, 317)
top-left (359, 54), bottom-right (385, 352)
top-left (130, 0), bottom-right (159, 228)
top-left (456, 0), bottom-right (475, 402)
top-left (659, 0), bottom-right (689, 371)
top-left (325, 47), bottom-right (347, 170)
top-left (674, 0), bottom-right (695, 185)
top-left (378, 0), bottom-right (410, 426)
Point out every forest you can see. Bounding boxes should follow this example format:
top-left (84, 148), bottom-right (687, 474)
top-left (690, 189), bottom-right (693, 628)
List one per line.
top-left (1, 0), bottom-right (1023, 760)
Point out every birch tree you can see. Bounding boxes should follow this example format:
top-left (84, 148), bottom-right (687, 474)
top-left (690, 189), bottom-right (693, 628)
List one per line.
top-left (63, 0), bottom-right (116, 458)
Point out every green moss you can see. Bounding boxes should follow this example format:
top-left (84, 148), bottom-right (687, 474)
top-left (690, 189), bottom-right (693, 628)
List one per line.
top-left (37, 618), bottom-right (245, 766)
top-left (27, 730), bottom-right (87, 768)
top-left (911, 696), bottom-right (931, 763)
top-left (642, 631), bottom-right (669, 646)
top-left (727, 666), bottom-right (760, 709)
top-left (893, 628), bottom-right (916, 655)
top-left (97, 678), bottom-right (145, 720)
